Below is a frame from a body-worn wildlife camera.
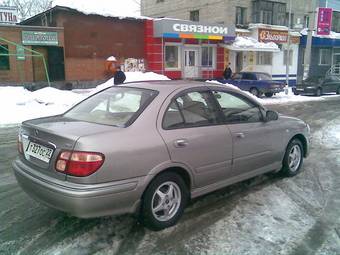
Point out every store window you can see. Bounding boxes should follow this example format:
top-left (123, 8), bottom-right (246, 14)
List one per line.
top-left (252, 0), bottom-right (286, 26)
top-left (165, 44), bottom-right (180, 69)
top-left (201, 46), bottom-right (215, 68)
top-left (236, 7), bottom-right (247, 25)
top-left (283, 50), bottom-right (293, 66)
top-left (190, 10), bottom-right (199, 22)
top-left (256, 52), bottom-right (272, 65)
top-left (319, 49), bottom-right (332, 65)
top-left (0, 45), bottom-right (10, 70)
top-left (332, 11), bottom-right (340, 33)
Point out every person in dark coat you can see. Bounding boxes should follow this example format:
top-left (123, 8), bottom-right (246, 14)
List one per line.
top-left (223, 62), bottom-right (233, 80)
top-left (114, 66), bottom-right (126, 85)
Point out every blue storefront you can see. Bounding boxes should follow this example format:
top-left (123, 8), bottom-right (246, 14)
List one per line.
top-left (298, 34), bottom-right (340, 80)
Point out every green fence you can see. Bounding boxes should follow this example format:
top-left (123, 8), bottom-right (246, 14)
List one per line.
top-left (0, 36), bottom-right (50, 86)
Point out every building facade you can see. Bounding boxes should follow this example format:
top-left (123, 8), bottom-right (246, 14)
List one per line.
top-left (20, 6), bottom-right (146, 85)
top-left (142, 0), bottom-right (306, 85)
top-left (297, 1), bottom-right (340, 80)
top-left (145, 18), bottom-right (235, 80)
top-left (141, 0), bottom-right (310, 30)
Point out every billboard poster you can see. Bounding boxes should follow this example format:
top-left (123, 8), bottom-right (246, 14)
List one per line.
top-left (317, 8), bottom-right (333, 35)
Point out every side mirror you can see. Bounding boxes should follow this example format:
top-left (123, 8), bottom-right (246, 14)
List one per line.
top-left (265, 110), bottom-right (279, 122)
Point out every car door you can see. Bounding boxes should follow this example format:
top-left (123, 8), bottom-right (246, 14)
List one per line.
top-left (240, 72), bottom-right (256, 91)
top-left (209, 88), bottom-right (283, 177)
top-left (158, 88), bottom-right (233, 188)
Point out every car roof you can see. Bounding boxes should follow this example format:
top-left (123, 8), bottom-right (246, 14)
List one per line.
top-left (115, 80), bottom-right (228, 93)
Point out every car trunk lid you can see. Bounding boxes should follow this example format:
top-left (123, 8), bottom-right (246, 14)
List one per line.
top-left (20, 115), bottom-right (115, 180)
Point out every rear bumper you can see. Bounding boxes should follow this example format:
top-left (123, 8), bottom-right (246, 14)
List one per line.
top-left (294, 87), bottom-right (316, 95)
top-left (260, 87), bottom-right (284, 94)
top-left (13, 158), bottom-right (145, 218)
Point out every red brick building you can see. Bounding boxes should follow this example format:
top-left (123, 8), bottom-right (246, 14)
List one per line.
top-left (20, 6), bottom-right (145, 84)
top-left (0, 24), bottom-right (64, 84)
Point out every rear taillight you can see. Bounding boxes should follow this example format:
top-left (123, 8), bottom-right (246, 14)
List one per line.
top-left (17, 135), bottom-right (23, 154)
top-left (56, 150), bottom-right (105, 177)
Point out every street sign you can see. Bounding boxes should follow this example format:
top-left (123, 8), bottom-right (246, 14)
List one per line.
top-left (16, 45), bottom-right (25, 60)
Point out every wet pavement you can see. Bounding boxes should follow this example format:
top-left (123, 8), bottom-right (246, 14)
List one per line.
top-left (1, 97), bottom-right (340, 255)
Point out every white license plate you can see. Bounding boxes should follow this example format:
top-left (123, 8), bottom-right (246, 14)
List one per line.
top-left (23, 139), bottom-right (54, 163)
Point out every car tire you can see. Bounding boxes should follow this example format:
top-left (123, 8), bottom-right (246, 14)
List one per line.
top-left (264, 92), bottom-right (273, 98)
top-left (315, 88), bottom-right (322, 97)
top-left (336, 87), bottom-right (340, 95)
top-left (250, 87), bottom-right (260, 97)
top-left (280, 139), bottom-right (304, 177)
top-left (139, 172), bottom-right (189, 231)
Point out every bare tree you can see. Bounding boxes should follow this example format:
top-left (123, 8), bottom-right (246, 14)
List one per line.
top-left (2, 0), bottom-right (52, 20)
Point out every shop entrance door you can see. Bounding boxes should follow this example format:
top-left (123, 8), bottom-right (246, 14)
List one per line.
top-left (184, 48), bottom-right (199, 79)
top-left (48, 47), bottom-right (65, 81)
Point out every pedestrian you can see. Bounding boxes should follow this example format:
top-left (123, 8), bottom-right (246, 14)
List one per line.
top-left (223, 62), bottom-right (233, 80)
top-left (114, 66), bottom-right (126, 85)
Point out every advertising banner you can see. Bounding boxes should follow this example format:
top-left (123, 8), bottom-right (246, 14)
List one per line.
top-left (317, 8), bottom-right (333, 35)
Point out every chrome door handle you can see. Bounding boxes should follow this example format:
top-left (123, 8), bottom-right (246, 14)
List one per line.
top-left (235, 133), bottom-right (245, 138)
top-left (174, 139), bottom-right (189, 148)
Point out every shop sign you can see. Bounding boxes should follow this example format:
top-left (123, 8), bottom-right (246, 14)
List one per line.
top-left (259, 29), bottom-right (288, 43)
top-left (290, 36), bottom-right (300, 44)
top-left (154, 19), bottom-right (235, 40)
top-left (0, 6), bottom-right (18, 24)
top-left (317, 8), bottom-right (333, 35)
top-left (22, 31), bottom-right (59, 46)
top-left (16, 45), bottom-right (25, 60)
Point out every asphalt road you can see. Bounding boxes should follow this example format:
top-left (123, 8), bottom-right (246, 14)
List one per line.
top-left (1, 97), bottom-right (340, 255)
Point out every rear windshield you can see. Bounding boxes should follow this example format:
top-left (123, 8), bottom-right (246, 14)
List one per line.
top-left (65, 87), bottom-right (158, 127)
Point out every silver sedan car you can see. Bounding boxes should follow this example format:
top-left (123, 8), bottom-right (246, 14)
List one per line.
top-left (13, 81), bottom-right (310, 230)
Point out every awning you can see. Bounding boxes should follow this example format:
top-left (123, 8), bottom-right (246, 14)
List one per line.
top-left (223, 36), bottom-right (280, 52)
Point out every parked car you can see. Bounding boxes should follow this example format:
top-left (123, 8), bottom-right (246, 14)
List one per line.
top-left (218, 72), bottom-right (285, 97)
top-left (294, 75), bottom-right (340, 96)
top-left (13, 81), bottom-right (310, 231)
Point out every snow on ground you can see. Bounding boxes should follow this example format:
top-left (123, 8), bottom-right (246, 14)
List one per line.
top-left (207, 80), bottom-right (335, 105)
top-left (1, 72), bottom-right (338, 127)
top-left (0, 87), bottom-right (85, 127)
top-left (0, 72), bottom-right (169, 127)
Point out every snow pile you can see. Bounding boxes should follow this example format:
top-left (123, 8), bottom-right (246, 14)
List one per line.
top-left (232, 36), bottom-right (279, 50)
top-left (94, 71), bottom-right (170, 92)
top-left (0, 72), bottom-right (169, 126)
top-left (53, 0), bottom-right (147, 19)
top-left (300, 28), bottom-right (340, 39)
top-left (0, 87), bottom-right (85, 127)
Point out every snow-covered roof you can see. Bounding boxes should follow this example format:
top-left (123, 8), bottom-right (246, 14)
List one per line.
top-left (52, 0), bottom-right (149, 20)
top-left (249, 23), bottom-right (289, 31)
top-left (225, 36), bottom-right (280, 52)
top-left (300, 28), bottom-right (340, 39)
top-left (21, 5), bottom-right (151, 25)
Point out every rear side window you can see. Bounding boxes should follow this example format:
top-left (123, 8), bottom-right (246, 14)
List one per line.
top-left (65, 87), bottom-right (157, 127)
top-left (242, 73), bottom-right (257, 80)
top-left (163, 91), bottom-right (219, 129)
top-left (212, 91), bottom-right (262, 123)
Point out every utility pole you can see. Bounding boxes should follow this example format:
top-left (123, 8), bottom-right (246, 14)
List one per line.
top-left (285, 0), bottom-right (292, 94)
top-left (303, 0), bottom-right (318, 80)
